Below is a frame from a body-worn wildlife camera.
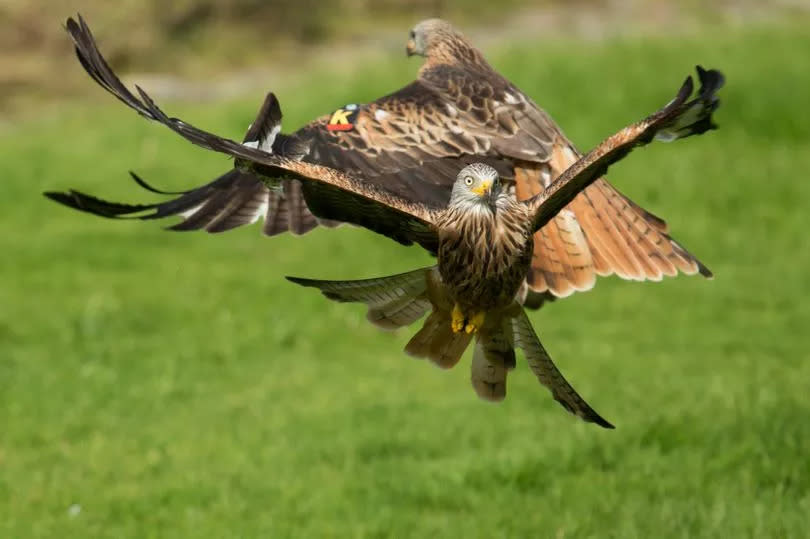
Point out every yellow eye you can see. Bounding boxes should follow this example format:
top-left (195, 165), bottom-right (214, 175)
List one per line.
top-left (464, 176), bottom-right (474, 186)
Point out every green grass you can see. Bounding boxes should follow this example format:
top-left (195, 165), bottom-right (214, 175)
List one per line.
top-left (3, 19), bottom-right (810, 539)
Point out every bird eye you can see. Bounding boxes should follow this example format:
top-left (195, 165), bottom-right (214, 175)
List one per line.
top-left (464, 176), bottom-right (474, 186)
top-left (409, 30), bottom-right (416, 39)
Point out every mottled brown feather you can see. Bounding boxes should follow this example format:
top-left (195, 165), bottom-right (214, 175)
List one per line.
top-left (514, 163), bottom-right (596, 296)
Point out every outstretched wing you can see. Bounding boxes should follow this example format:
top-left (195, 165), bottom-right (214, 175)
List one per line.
top-left (85, 31), bottom-right (550, 233)
top-left (55, 15), bottom-right (442, 251)
top-left (526, 66), bottom-right (724, 233)
top-left (61, 43), bottom-right (554, 239)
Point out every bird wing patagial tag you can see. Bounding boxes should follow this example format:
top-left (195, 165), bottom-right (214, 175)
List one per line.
top-left (326, 104), bottom-right (360, 131)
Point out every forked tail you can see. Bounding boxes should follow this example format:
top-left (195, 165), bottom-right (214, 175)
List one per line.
top-left (287, 266), bottom-right (473, 369)
top-left (287, 269), bottom-right (613, 428)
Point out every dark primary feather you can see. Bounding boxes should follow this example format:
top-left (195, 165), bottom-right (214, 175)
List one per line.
top-left (242, 92), bottom-right (282, 148)
top-left (129, 171), bottom-right (186, 195)
top-left (45, 169), bottom-right (273, 233)
top-left (525, 67), bottom-right (724, 234)
top-left (44, 94), bottom-right (328, 236)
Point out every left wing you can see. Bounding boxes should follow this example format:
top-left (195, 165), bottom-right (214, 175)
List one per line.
top-left (526, 66), bottom-right (724, 233)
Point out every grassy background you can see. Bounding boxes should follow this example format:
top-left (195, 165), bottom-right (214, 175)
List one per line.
top-left (1, 0), bottom-right (564, 109)
top-left (2, 15), bottom-right (810, 539)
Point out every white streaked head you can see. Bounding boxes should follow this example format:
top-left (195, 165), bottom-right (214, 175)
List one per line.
top-left (449, 163), bottom-right (500, 207)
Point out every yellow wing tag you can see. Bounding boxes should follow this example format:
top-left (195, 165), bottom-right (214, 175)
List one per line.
top-left (327, 104), bottom-right (359, 131)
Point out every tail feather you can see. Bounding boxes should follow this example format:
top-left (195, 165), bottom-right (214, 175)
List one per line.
top-left (368, 295), bottom-right (432, 330)
top-left (288, 267), bottom-right (472, 367)
top-left (514, 163), bottom-right (597, 298)
top-left (404, 311), bottom-right (473, 369)
top-left (288, 265), bottom-right (614, 426)
top-left (511, 309), bottom-right (614, 428)
top-left (286, 267), bottom-right (432, 330)
top-left (470, 319), bottom-right (516, 401)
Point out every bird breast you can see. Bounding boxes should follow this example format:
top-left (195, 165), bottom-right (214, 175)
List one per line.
top-left (437, 197), bottom-right (533, 311)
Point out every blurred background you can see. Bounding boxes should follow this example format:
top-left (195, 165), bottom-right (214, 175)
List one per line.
top-left (2, 1), bottom-right (810, 537)
top-left (2, 0), bottom-right (802, 112)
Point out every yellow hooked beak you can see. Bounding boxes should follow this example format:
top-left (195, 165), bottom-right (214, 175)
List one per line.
top-left (471, 180), bottom-right (492, 197)
top-left (406, 39), bottom-right (416, 56)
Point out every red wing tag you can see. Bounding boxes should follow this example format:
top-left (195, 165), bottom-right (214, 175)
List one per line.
top-left (326, 104), bottom-right (359, 131)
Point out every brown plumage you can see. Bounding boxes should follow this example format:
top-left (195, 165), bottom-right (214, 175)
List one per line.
top-left (49, 16), bottom-right (711, 309)
top-left (46, 16), bottom-right (724, 427)
top-left (435, 164), bottom-right (533, 314)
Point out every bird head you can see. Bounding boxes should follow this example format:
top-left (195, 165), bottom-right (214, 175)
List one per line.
top-left (406, 18), bottom-right (463, 59)
top-left (450, 163), bottom-right (500, 208)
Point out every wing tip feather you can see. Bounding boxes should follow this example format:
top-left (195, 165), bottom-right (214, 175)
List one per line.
top-left (697, 261), bottom-right (714, 279)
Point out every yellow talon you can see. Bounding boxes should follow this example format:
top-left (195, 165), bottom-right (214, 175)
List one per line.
top-left (465, 311), bottom-right (486, 334)
top-left (451, 304), bottom-right (466, 333)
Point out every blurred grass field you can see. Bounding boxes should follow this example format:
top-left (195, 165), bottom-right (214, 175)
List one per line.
top-left (2, 15), bottom-right (810, 539)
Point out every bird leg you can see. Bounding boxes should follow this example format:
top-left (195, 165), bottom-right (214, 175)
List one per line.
top-left (451, 304), bottom-right (486, 334)
top-left (451, 303), bottom-right (466, 333)
top-left (464, 311), bottom-right (486, 334)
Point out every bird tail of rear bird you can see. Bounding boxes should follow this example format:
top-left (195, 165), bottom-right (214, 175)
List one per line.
top-left (285, 266), bottom-right (437, 331)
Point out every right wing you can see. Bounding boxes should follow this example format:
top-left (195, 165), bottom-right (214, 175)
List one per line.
top-left (48, 16), bottom-right (444, 252)
top-left (76, 57), bottom-right (554, 239)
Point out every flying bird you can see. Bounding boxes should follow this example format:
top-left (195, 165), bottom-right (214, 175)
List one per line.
top-left (49, 17), bottom-right (716, 308)
top-left (46, 15), bottom-right (724, 427)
